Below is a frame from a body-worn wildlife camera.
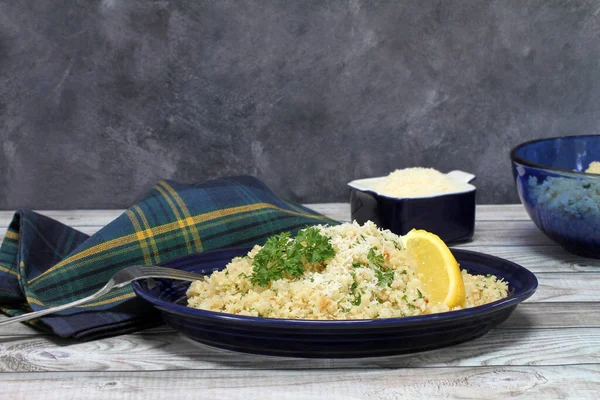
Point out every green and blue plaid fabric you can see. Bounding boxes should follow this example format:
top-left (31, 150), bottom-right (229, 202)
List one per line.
top-left (0, 176), bottom-right (338, 340)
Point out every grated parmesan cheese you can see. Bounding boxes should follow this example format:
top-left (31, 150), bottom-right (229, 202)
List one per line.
top-left (586, 161), bottom-right (600, 174)
top-left (371, 167), bottom-right (472, 198)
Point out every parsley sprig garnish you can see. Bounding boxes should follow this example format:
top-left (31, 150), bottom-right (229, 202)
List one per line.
top-left (250, 227), bottom-right (335, 287)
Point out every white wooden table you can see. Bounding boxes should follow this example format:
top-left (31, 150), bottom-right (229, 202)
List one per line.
top-left (1, 204), bottom-right (599, 399)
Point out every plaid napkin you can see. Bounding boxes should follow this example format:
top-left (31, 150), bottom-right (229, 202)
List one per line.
top-left (0, 176), bottom-right (338, 340)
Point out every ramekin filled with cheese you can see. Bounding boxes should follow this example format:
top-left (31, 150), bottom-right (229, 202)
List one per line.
top-left (347, 167), bottom-right (476, 243)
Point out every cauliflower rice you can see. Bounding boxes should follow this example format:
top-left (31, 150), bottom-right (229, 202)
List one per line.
top-left (186, 222), bottom-right (509, 319)
top-left (527, 172), bottom-right (600, 240)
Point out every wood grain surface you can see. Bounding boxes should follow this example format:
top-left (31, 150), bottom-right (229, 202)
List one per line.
top-left (2, 366), bottom-right (599, 400)
top-left (0, 204), bottom-right (599, 399)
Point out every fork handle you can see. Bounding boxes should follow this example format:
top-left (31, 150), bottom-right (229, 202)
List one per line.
top-left (0, 285), bottom-right (112, 328)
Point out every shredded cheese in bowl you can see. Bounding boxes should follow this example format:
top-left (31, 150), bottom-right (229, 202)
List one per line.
top-left (371, 167), bottom-right (473, 198)
top-left (186, 222), bottom-right (508, 320)
top-left (586, 161), bottom-right (600, 174)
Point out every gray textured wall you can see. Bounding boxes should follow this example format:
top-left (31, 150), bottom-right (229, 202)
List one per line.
top-left (1, 0), bottom-right (599, 209)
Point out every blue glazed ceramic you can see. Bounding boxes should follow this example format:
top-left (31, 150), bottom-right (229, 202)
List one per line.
top-left (133, 247), bottom-right (538, 358)
top-left (510, 135), bottom-right (600, 258)
top-left (348, 170), bottom-right (476, 244)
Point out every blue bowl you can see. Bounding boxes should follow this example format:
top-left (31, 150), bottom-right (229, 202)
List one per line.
top-left (510, 135), bottom-right (600, 258)
top-left (133, 247), bottom-right (537, 358)
top-left (348, 170), bottom-right (476, 244)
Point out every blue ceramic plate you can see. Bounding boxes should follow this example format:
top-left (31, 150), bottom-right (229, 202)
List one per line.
top-left (133, 247), bottom-right (538, 358)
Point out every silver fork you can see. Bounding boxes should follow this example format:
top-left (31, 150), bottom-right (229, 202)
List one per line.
top-left (0, 265), bottom-right (205, 327)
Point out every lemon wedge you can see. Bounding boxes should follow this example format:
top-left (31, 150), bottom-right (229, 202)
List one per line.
top-left (402, 229), bottom-right (466, 308)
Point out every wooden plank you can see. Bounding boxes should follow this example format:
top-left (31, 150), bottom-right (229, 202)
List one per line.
top-left (473, 204), bottom-right (531, 221)
top-left (304, 203), bottom-right (351, 222)
top-left (0, 210), bottom-right (123, 228)
top-left (0, 316), bottom-right (175, 337)
top-left (528, 273), bottom-right (600, 302)
top-left (505, 303), bottom-right (600, 328)
top-left (1, 365), bottom-right (599, 400)
top-left (451, 245), bottom-right (600, 272)
top-left (1, 327), bottom-right (600, 372)
top-left (1, 301), bottom-right (597, 338)
top-left (467, 220), bottom-right (555, 246)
